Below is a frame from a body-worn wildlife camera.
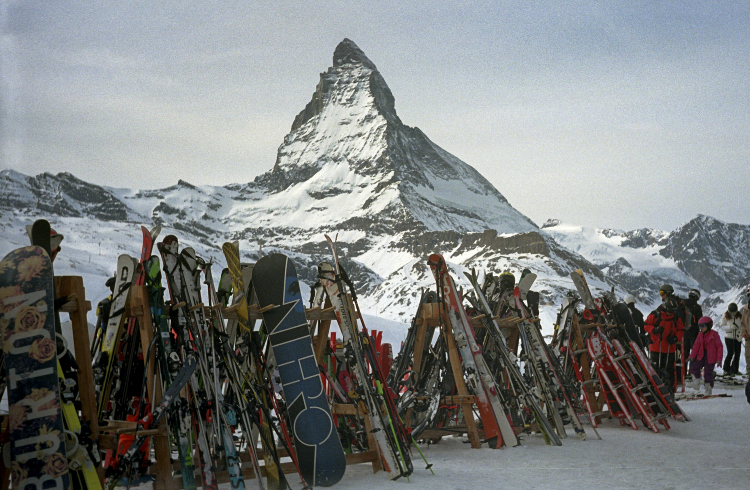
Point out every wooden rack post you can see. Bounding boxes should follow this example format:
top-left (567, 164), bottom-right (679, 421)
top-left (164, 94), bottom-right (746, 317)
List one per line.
top-left (397, 301), bottom-right (491, 448)
top-left (402, 302), bottom-right (434, 427)
top-left (439, 310), bottom-right (482, 448)
top-left (55, 276), bottom-right (105, 485)
top-left (571, 315), bottom-right (605, 420)
top-left (310, 297), bottom-right (335, 364)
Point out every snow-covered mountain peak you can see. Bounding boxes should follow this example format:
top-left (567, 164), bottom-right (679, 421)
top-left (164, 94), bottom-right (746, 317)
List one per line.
top-left (257, 39), bottom-right (538, 235)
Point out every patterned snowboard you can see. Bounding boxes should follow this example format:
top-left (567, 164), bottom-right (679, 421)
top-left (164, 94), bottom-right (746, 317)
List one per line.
top-left (0, 245), bottom-right (70, 488)
top-left (252, 253), bottom-right (346, 487)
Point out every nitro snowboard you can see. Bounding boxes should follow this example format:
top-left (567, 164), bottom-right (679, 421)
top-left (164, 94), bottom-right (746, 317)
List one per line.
top-left (252, 253), bottom-right (346, 487)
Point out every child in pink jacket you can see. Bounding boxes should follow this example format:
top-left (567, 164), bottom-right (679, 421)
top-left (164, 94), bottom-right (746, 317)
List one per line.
top-left (688, 316), bottom-right (723, 395)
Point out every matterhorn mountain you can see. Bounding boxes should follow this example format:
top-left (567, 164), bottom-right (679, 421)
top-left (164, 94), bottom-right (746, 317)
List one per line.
top-left (1, 39), bottom-right (748, 337)
top-left (260, 39), bottom-right (538, 236)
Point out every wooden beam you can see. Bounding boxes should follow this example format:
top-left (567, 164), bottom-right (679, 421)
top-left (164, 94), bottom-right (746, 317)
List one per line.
top-left (441, 314), bottom-right (482, 448)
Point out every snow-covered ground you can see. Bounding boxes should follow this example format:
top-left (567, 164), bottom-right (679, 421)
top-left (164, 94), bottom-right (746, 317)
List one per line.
top-left (124, 382), bottom-right (749, 490)
top-left (334, 385), bottom-right (750, 490)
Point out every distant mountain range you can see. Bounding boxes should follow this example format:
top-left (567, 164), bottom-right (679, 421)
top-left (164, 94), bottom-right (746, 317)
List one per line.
top-left (2, 39), bottom-right (749, 330)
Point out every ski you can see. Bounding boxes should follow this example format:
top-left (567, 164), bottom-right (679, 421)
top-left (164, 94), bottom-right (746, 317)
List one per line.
top-left (427, 254), bottom-right (517, 448)
top-left (318, 260), bottom-right (404, 480)
top-left (570, 270), bottom-right (596, 311)
top-left (94, 254), bottom-right (138, 418)
top-left (157, 236), bottom-right (219, 490)
top-left (464, 270), bottom-right (563, 445)
top-left (143, 255), bottom-right (197, 490)
top-left (105, 354), bottom-right (199, 489)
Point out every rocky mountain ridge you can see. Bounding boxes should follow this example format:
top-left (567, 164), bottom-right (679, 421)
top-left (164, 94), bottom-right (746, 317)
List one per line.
top-left (2, 39), bottom-right (748, 325)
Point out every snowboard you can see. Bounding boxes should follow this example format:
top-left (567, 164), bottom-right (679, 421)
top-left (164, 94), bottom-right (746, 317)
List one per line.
top-left (252, 253), bottom-right (346, 487)
top-left (28, 220), bottom-right (104, 488)
top-left (0, 246), bottom-right (71, 488)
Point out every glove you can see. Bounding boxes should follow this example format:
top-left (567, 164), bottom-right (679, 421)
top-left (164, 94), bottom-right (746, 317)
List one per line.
top-left (652, 326), bottom-right (664, 335)
top-left (667, 334), bottom-right (678, 345)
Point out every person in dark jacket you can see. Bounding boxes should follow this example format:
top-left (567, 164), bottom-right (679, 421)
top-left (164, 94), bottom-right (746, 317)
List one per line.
top-left (644, 296), bottom-right (684, 392)
top-left (683, 289), bottom-right (703, 368)
top-left (624, 293), bottom-right (646, 348)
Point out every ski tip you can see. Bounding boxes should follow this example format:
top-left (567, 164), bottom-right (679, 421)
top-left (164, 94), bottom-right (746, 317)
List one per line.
top-left (149, 224), bottom-right (162, 241)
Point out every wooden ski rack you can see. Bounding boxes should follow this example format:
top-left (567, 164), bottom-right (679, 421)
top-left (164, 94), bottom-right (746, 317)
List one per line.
top-left (57, 276), bottom-right (106, 486)
top-left (404, 301), bottom-right (484, 447)
top-left (570, 314), bottom-right (606, 421)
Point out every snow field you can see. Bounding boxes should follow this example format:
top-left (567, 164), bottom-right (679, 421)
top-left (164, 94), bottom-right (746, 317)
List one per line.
top-left (122, 383), bottom-right (750, 490)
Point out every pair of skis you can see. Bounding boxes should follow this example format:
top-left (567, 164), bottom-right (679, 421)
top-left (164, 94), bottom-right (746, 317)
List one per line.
top-left (463, 270), bottom-right (565, 445)
top-left (426, 254), bottom-right (519, 449)
top-left (318, 261), bottom-right (412, 479)
top-left (319, 235), bottom-right (425, 479)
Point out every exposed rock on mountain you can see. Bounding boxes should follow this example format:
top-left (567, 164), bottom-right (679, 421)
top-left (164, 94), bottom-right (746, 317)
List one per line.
top-left (544, 216), bottom-right (750, 305)
top-left (1, 39), bottom-right (747, 326)
top-left (660, 214), bottom-right (750, 292)
top-left (0, 170), bottom-right (137, 222)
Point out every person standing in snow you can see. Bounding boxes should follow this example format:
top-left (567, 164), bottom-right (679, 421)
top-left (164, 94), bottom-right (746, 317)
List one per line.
top-left (659, 284), bottom-right (691, 386)
top-left (645, 296), bottom-right (684, 391)
top-left (687, 316), bottom-right (723, 395)
top-left (684, 289), bottom-right (703, 368)
top-left (741, 287), bottom-right (750, 375)
top-left (624, 293), bottom-right (647, 348)
top-left (722, 303), bottom-right (743, 376)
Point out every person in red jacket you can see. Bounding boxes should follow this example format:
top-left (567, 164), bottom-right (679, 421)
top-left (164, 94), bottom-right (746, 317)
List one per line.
top-left (644, 297), bottom-right (684, 391)
top-left (687, 316), bottom-right (723, 395)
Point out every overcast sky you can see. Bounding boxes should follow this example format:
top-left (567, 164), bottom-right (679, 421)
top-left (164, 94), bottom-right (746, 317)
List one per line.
top-left (1, 1), bottom-right (748, 231)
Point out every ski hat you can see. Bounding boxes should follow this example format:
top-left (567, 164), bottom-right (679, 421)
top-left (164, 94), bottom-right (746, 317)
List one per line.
top-left (729, 303), bottom-right (738, 313)
top-left (623, 293), bottom-right (636, 305)
top-left (499, 271), bottom-right (515, 290)
top-left (659, 284), bottom-right (674, 295)
top-left (688, 289), bottom-right (700, 300)
top-left (698, 316), bottom-right (713, 329)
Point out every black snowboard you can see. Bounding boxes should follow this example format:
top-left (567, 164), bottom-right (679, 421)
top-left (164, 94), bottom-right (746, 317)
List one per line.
top-left (252, 253), bottom-right (346, 487)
